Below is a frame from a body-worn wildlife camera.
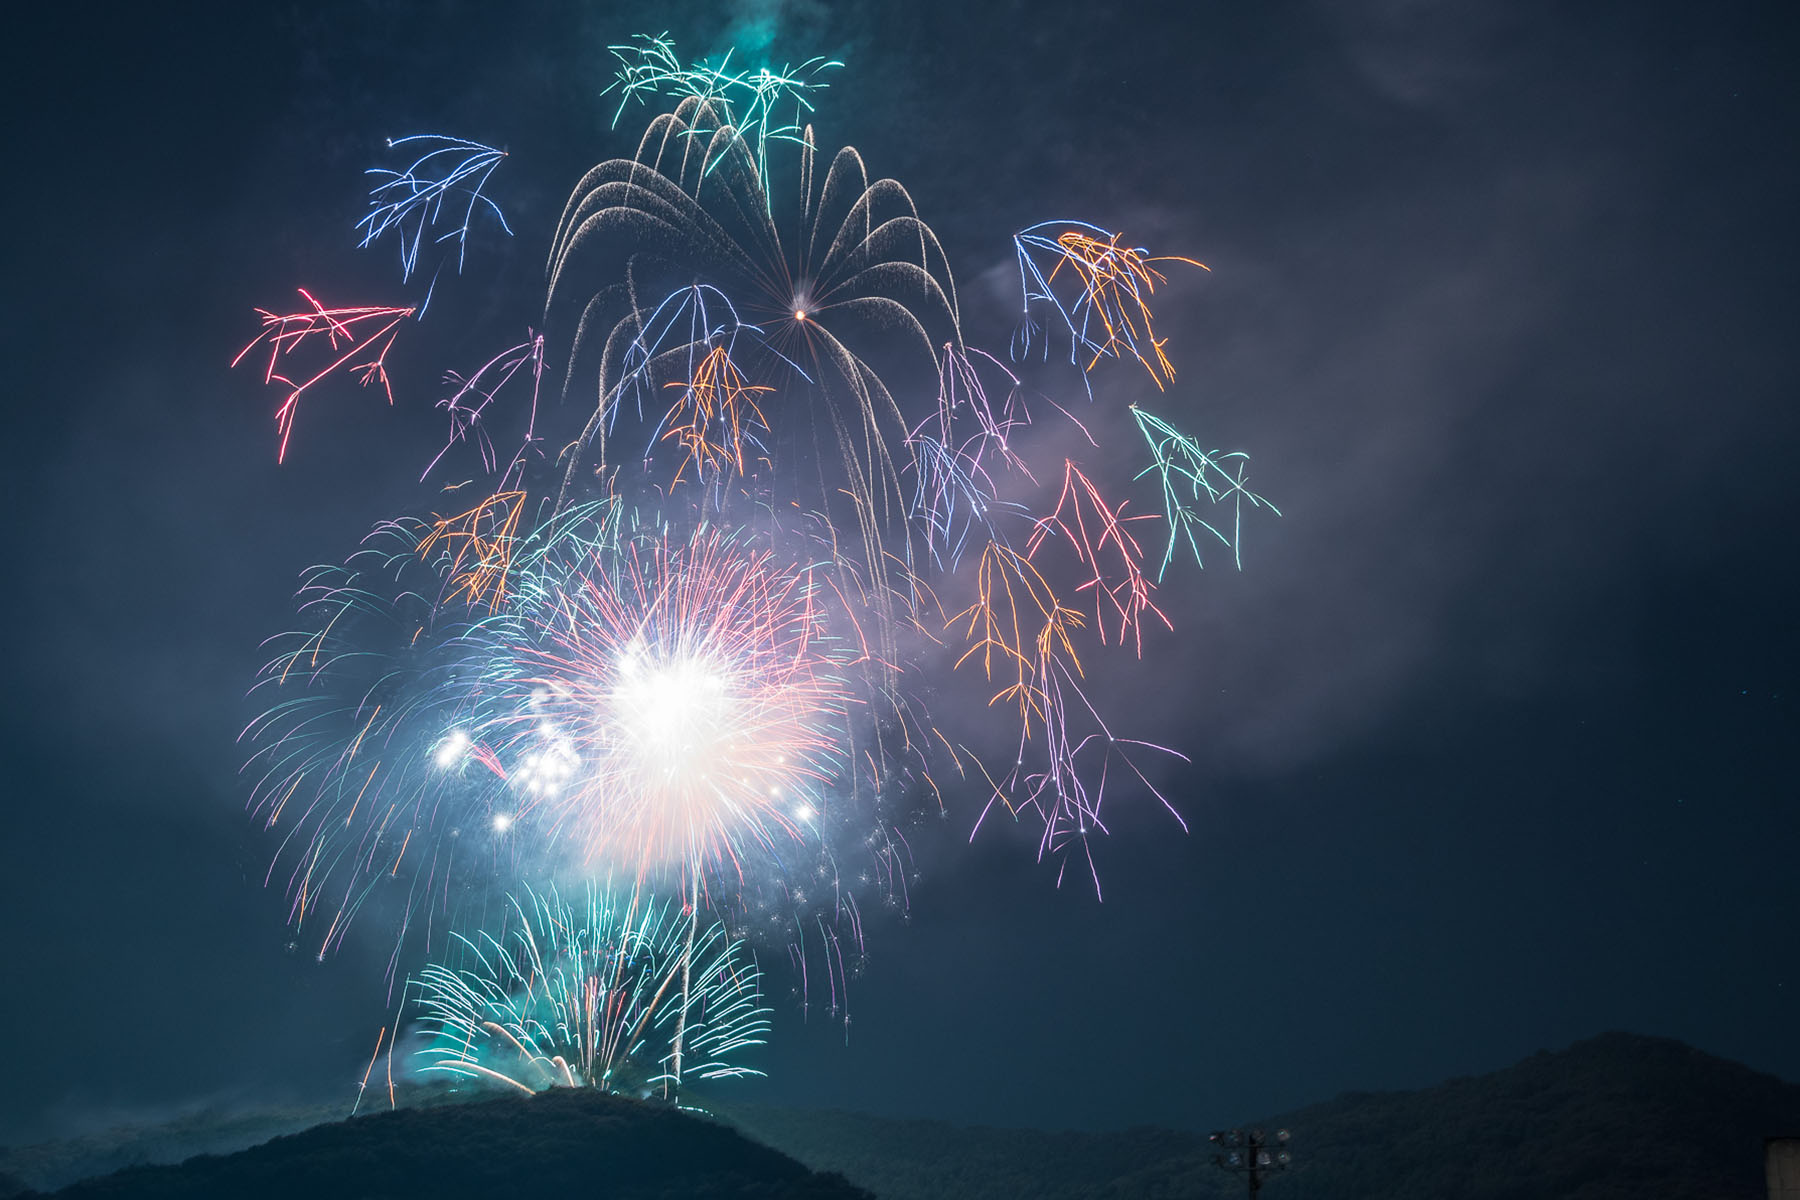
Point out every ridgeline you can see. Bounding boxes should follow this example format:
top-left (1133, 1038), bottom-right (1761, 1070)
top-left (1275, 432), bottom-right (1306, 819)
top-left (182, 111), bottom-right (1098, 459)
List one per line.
top-left (720, 1033), bottom-right (1800, 1200)
top-left (4, 1034), bottom-right (1794, 1199)
top-left (22, 1089), bottom-right (869, 1200)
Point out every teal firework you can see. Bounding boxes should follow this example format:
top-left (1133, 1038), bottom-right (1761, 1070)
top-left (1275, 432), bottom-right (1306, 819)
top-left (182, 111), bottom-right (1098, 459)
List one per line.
top-left (410, 884), bottom-right (770, 1097)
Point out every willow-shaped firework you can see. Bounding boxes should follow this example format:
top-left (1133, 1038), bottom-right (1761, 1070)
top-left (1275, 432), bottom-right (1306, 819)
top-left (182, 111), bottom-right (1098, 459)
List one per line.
top-left (357, 134), bottom-right (512, 288)
top-left (1130, 405), bottom-right (1280, 577)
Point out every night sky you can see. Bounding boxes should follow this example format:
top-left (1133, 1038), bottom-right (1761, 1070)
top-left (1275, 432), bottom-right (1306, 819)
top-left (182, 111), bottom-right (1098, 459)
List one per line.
top-left (4, 0), bottom-right (1797, 1146)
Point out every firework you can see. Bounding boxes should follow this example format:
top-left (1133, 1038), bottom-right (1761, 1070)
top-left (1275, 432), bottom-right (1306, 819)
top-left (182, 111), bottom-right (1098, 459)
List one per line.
top-left (1025, 459), bottom-right (1171, 655)
top-left (240, 520), bottom-right (493, 960)
top-left (596, 284), bottom-right (794, 496)
top-left (905, 347), bottom-right (1035, 570)
top-left (423, 332), bottom-right (546, 489)
top-left (544, 93), bottom-right (960, 623)
top-left (239, 30), bottom-right (1275, 991)
top-left (950, 540), bottom-right (1084, 734)
top-left (357, 134), bottom-right (512, 291)
top-left (243, 497), bottom-right (898, 976)
top-left (481, 524), bottom-right (857, 885)
top-left (988, 650), bottom-right (1190, 899)
top-left (1131, 404), bottom-right (1279, 577)
top-left (416, 490), bottom-right (530, 611)
top-left (1012, 221), bottom-right (1209, 390)
top-left (605, 33), bottom-right (841, 204)
top-left (232, 290), bottom-right (415, 463)
top-left (239, 503), bottom-right (617, 960)
top-left (411, 884), bottom-right (768, 1097)
top-left (659, 345), bottom-right (774, 488)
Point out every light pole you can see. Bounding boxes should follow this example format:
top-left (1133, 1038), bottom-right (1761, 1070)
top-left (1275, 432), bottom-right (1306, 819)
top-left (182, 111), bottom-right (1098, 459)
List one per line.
top-left (1209, 1127), bottom-right (1292, 1198)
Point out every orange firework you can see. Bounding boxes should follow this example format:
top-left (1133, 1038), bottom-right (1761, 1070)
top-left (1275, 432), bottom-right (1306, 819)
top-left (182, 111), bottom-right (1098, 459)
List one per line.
top-left (661, 345), bottom-right (773, 486)
top-left (416, 490), bottom-right (528, 610)
top-left (950, 540), bottom-right (1084, 734)
top-left (1014, 222), bottom-right (1208, 391)
top-left (1050, 230), bottom-right (1206, 388)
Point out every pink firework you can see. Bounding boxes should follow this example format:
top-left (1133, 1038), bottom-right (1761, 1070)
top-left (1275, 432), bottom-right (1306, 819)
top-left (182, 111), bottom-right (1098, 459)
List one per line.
top-left (233, 289), bottom-right (415, 462)
top-left (493, 528), bottom-right (857, 887)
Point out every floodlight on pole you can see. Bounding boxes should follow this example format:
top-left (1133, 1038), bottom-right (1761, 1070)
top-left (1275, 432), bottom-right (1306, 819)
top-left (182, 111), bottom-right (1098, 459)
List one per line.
top-left (1209, 1127), bottom-right (1292, 1198)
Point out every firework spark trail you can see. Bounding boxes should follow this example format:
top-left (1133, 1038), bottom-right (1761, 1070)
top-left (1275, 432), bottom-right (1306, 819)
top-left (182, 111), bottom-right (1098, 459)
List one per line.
top-left (1130, 404), bottom-right (1280, 577)
top-left (411, 884), bottom-right (768, 1096)
top-left (659, 345), bottom-right (774, 488)
top-left (905, 435), bottom-right (1003, 572)
top-left (905, 346), bottom-right (1038, 569)
top-left (923, 346), bottom-right (1035, 476)
top-left (998, 653), bottom-right (1189, 898)
top-left (416, 490), bottom-right (529, 611)
top-left (232, 290), bottom-right (416, 463)
top-left (605, 33), bottom-right (841, 205)
top-left (950, 540), bottom-right (1084, 735)
top-left (1012, 221), bottom-right (1209, 390)
top-left (1025, 459), bottom-right (1172, 655)
top-left (357, 135), bottom-right (512, 289)
top-left (422, 333), bottom-right (547, 488)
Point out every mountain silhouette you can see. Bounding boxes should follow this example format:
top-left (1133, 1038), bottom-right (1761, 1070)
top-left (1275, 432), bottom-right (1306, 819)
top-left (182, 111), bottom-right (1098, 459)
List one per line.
top-left (720, 1033), bottom-right (1800, 1199)
top-left (6, 1034), bottom-right (1794, 1198)
top-left (28, 1088), bottom-right (869, 1200)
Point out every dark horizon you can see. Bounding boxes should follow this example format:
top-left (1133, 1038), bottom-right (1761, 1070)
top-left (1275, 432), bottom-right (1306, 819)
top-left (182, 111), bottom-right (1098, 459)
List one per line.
top-left (3, 0), bottom-right (1796, 1147)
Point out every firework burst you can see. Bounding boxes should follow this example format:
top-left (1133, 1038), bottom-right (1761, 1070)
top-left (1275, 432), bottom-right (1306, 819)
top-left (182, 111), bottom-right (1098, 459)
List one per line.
top-left (411, 884), bottom-right (768, 1097)
top-left (358, 134), bottom-right (512, 290)
top-left (232, 290), bottom-right (415, 463)
top-left (238, 33), bottom-right (1284, 1039)
top-left (480, 524), bottom-right (858, 885)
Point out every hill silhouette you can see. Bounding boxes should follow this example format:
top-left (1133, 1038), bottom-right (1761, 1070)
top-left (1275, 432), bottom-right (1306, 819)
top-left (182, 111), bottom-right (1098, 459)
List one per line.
top-left (30, 1089), bottom-right (870, 1200)
top-left (5, 1034), bottom-right (1794, 1198)
top-left (717, 1033), bottom-right (1800, 1199)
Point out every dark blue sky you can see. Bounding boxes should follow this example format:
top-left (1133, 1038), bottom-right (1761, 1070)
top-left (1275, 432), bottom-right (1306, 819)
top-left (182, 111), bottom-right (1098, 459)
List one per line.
top-left (2, 0), bottom-right (1796, 1143)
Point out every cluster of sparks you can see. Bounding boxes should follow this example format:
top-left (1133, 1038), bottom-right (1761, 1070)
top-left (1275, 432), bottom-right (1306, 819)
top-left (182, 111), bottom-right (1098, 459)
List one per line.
top-left (237, 34), bottom-right (1276, 1103)
top-left (408, 886), bottom-right (769, 1098)
top-left (482, 527), bottom-right (855, 881)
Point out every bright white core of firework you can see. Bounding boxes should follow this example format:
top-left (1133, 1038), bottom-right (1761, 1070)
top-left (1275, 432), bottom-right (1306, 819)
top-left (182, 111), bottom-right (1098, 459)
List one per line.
top-left (611, 643), bottom-right (733, 782)
top-left (434, 730), bottom-right (471, 769)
